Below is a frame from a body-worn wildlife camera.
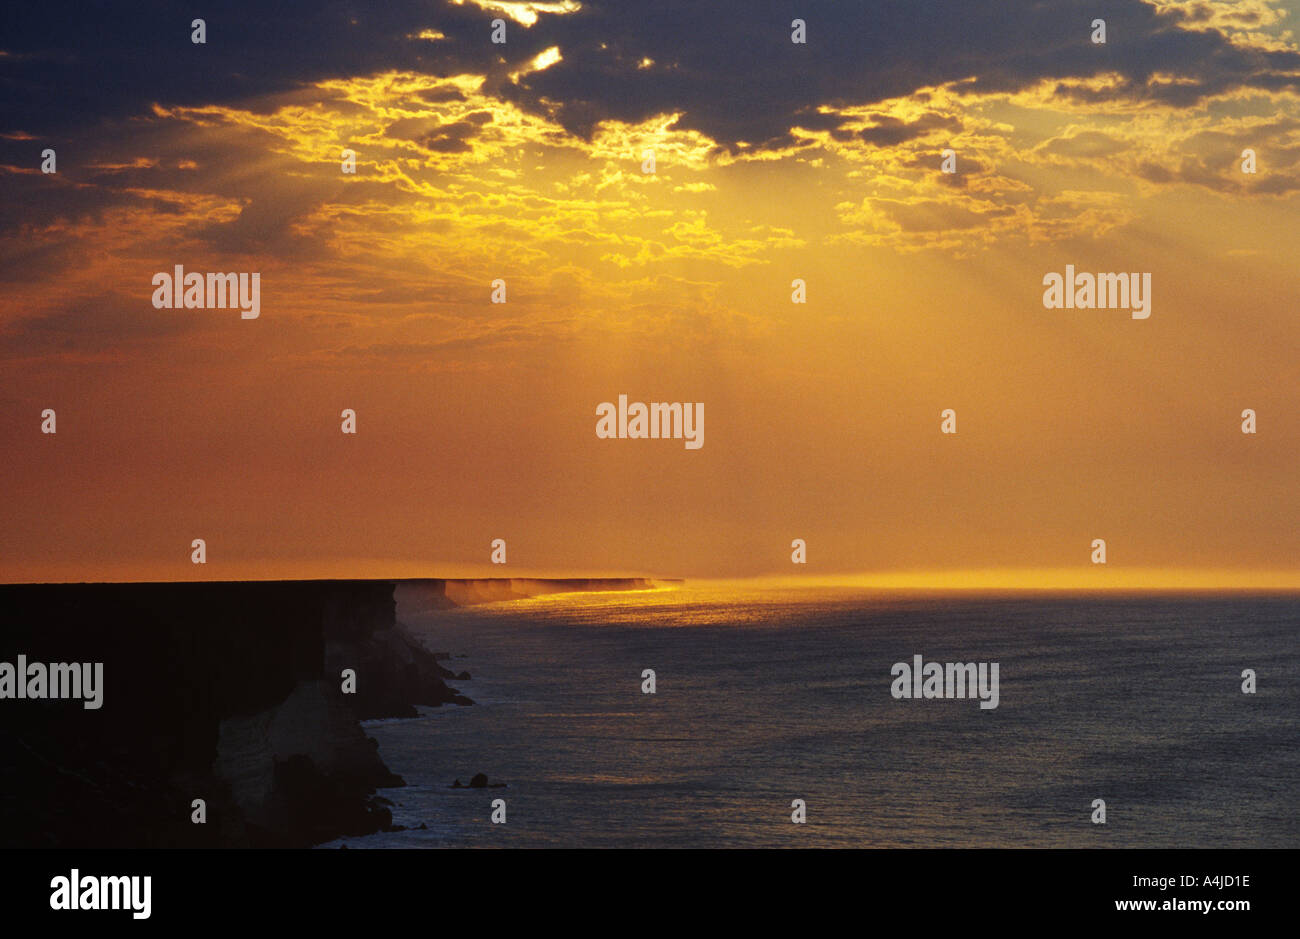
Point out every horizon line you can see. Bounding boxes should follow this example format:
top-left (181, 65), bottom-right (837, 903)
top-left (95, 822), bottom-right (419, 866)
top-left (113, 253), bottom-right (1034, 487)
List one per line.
top-left (1, 567), bottom-right (1298, 592)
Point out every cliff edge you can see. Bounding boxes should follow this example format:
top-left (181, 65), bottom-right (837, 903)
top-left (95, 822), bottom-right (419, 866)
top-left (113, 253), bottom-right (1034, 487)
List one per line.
top-left (0, 580), bottom-right (466, 847)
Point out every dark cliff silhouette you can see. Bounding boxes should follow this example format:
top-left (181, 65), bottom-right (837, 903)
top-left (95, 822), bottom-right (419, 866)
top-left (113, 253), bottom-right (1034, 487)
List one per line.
top-left (0, 580), bottom-right (466, 847)
top-left (0, 576), bottom-right (663, 847)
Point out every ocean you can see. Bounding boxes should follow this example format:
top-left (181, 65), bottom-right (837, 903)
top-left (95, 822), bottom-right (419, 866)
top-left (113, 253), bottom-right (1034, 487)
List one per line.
top-left (323, 586), bottom-right (1299, 848)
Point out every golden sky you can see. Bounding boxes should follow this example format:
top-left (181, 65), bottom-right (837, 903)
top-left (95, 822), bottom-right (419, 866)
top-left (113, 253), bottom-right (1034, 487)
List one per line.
top-left (1, 1), bottom-right (1297, 585)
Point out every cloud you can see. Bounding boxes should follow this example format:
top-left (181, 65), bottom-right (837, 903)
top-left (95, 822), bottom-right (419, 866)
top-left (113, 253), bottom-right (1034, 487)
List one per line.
top-left (858, 113), bottom-right (963, 147)
top-left (1, 0), bottom-right (1298, 318)
top-left (1035, 129), bottom-right (1131, 159)
top-left (4, 1), bottom-right (1298, 152)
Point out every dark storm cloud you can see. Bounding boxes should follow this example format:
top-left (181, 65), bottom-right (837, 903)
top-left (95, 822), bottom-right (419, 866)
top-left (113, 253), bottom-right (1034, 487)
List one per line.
top-left (0, 1), bottom-right (477, 137)
top-left (494, 0), bottom-right (1300, 149)
top-left (2, 1), bottom-right (1297, 153)
top-left (858, 113), bottom-right (963, 147)
top-left (383, 114), bottom-right (492, 153)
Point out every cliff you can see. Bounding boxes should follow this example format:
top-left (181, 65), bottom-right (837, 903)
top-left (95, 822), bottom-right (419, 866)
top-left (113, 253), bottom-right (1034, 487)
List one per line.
top-left (0, 576), bottom-right (670, 847)
top-left (0, 580), bottom-right (467, 848)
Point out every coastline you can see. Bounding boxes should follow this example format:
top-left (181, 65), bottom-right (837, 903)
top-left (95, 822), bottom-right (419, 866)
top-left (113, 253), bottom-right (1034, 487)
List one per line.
top-left (0, 577), bottom-right (658, 847)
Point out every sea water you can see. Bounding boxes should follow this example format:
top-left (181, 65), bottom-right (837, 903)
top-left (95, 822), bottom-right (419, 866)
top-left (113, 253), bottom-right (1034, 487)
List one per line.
top-left (323, 586), bottom-right (1299, 848)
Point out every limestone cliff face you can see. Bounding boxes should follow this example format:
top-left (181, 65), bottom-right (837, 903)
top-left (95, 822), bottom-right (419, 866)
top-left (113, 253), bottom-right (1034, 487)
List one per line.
top-left (213, 679), bottom-right (406, 845)
top-left (325, 626), bottom-right (471, 719)
top-left (0, 580), bottom-right (464, 848)
top-left (0, 576), bottom-right (658, 847)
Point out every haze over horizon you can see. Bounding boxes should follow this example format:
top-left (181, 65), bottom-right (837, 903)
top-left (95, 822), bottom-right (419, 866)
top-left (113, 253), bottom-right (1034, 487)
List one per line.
top-left (2, 1), bottom-right (1297, 585)
top-left (5, 566), bottom-right (1298, 591)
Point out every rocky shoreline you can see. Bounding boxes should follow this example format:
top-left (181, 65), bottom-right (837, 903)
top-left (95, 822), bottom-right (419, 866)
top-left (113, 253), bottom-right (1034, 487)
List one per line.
top-left (0, 580), bottom-right (471, 847)
top-left (0, 576), bottom-right (660, 847)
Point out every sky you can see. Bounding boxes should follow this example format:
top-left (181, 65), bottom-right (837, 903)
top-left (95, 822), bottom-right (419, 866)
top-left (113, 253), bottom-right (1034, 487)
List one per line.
top-left (1, 0), bottom-right (1297, 585)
